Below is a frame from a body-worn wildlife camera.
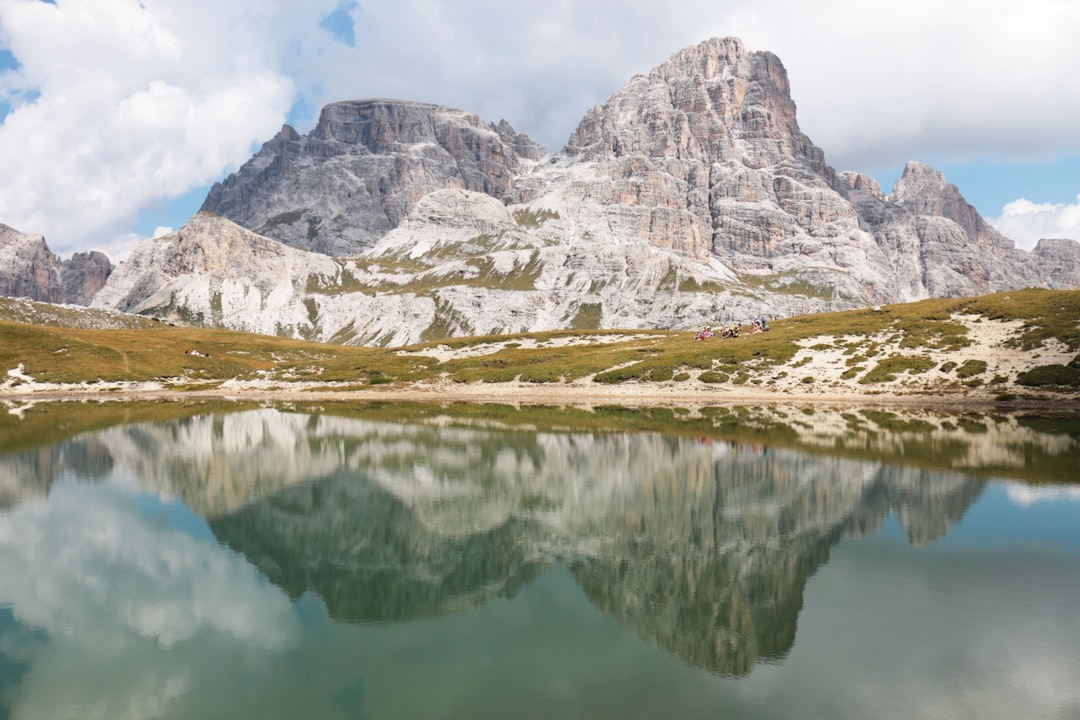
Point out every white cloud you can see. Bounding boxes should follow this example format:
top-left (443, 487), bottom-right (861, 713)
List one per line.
top-left (990, 195), bottom-right (1080, 251)
top-left (0, 480), bottom-right (301, 718)
top-left (292, 0), bottom-right (1080, 170)
top-left (0, 482), bottom-right (299, 650)
top-left (0, 0), bottom-right (333, 255)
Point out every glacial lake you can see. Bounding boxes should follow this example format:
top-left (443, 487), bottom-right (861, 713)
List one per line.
top-left (0, 400), bottom-right (1078, 719)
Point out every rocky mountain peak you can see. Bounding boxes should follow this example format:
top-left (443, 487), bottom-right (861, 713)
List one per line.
top-left (68, 37), bottom-right (1080, 343)
top-left (562, 36), bottom-right (831, 180)
top-left (888, 161), bottom-right (1013, 251)
top-left (200, 99), bottom-right (547, 256)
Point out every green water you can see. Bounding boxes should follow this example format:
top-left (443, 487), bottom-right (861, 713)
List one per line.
top-left (0, 403), bottom-right (1078, 719)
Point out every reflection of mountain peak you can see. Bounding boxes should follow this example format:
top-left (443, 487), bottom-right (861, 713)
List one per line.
top-left (210, 472), bottom-right (546, 623)
top-left (201, 420), bottom-right (985, 676)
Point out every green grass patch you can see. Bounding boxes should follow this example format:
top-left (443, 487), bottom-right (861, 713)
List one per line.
top-left (860, 356), bottom-right (937, 384)
top-left (956, 359), bottom-right (987, 378)
top-left (569, 303), bottom-right (603, 330)
top-left (513, 207), bottom-right (560, 228)
top-left (1016, 364), bottom-right (1080, 387)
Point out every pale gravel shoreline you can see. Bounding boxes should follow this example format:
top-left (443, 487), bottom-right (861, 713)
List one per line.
top-left (3, 378), bottom-right (1078, 413)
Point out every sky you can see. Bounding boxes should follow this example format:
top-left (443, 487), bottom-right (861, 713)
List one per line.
top-left (0, 0), bottom-right (1078, 261)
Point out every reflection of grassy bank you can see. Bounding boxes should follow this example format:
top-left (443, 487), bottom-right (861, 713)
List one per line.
top-left (284, 401), bottom-right (1079, 486)
top-left (0, 399), bottom-right (258, 455)
top-left (2, 399), bottom-right (1077, 487)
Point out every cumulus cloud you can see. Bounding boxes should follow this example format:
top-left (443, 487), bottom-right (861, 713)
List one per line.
top-left (0, 0), bottom-right (333, 255)
top-left (1, 0), bottom-right (1078, 255)
top-left (990, 195), bottom-right (1080, 251)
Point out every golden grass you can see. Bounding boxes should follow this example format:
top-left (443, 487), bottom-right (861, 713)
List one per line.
top-left (1, 289), bottom-right (1078, 389)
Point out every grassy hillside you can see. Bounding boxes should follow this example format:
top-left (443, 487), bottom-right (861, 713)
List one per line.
top-left (1, 288), bottom-right (1078, 396)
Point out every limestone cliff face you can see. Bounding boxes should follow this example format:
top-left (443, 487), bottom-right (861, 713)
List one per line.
top-left (60, 250), bottom-right (113, 305)
top-left (1031, 237), bottom-right (1080, 288)
top-left (0, 224), bottom-right (112, 305)
top-left (199, 100), bottom-right (546, 255)
top-left (91, 212), bottom-right (339, 337)
top-left (80, 37), bottom-right (1080, 340)
top-left (511, 37), bottom-right (871, 280)
top-left (0, 224), bottom-right (60, 302)
top-left (93, 202), bottom-right (842, 345)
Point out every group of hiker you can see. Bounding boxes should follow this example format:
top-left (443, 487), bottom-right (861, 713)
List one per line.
top-left (694, 316), bottom-right (769, 341)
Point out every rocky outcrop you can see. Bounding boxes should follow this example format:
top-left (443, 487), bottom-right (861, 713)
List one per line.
top-left (836, 163), bottom-right (1078, 300)
top-left (0, 224), bottom-right (60, 302)
top-left (94, 199), bottom-right (844, 345)
top-left (200, 100), bottom-right (546, 255)
top-left (1031, 237), bottom-right (1080, 288)
top-left (0, 224), bottom-right (112, 305)
top-left (91, 212), bottom-right (339, 336)
top-left (511, 38), bottom-right (869, 278)
top-left (60, 250), bottom-right (113, 305)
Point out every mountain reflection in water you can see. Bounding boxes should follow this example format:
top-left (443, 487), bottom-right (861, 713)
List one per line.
top-left (207, 423), bottom-right (982, 676)
top-left (0, 404), bottom-right (1078, 719)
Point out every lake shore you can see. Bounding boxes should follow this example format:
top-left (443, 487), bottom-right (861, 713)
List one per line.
top-left (3, 376), bottom-right (1078, 412)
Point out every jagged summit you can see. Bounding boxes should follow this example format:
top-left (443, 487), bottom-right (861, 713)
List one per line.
top-left (563, 37), bottom-right (832, 181)
top-left (200, 99), bottom-right (546, 255)
top-left (889, 161), bottom-right (1014, 251)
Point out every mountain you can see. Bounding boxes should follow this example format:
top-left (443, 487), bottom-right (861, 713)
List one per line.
top-left (0, 224), bottom-right (112, 306)
top-left (84, 38), bottom-right (1080, 343)
top-left (200, 99), bottom-right (545, 255)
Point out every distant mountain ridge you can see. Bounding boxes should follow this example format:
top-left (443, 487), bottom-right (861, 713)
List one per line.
top-left (4, 37), bottom-right (1079, 341)
top-left (0, 224), bottom-right (112, 306)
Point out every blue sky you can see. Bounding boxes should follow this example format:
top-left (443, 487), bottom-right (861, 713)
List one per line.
top-left (1, 0), bottom-right (1078, 259)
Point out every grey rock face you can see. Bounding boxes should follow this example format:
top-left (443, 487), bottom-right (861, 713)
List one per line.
top-left (91, 212), bottom-right (339, 337)
top-left (1031, 238), bottom-right (1080, 288)
top-left (837, 163), bottom-right (1061, 299)
top-left (0, 224), bottom-right (112, 305)
top-left (200, 100), bottom-right (547, 255)
top-left (513, 37), bottom-right (852, 269)
top-left (0, 224), bottom-right (60, 302)
top-left (60, 250), bottom-right (113, 305)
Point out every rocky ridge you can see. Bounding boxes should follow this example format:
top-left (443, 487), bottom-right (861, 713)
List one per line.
top-left (22, 38), bottom-right (1080, 343)
top-left (0, 224), bottom-right (112, 305)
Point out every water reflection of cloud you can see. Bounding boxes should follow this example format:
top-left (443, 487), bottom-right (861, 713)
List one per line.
top-left (0, 481), bottom-right (300, 718)
top-left (726, 544), bottom-right (1080, 720)
top-left (1005, 483), bottom-right (1080, 506)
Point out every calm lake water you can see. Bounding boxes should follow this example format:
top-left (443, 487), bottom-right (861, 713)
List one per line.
top-left (0, 402), bottom-right (1078, 719)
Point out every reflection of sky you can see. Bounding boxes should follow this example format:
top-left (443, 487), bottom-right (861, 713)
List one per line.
top-left (1006, 482), bottom-right (1080, 507)
top-left (725, 538), bottom-right (1080, 720)
top-left (932, 482), bottom-right (1080, 553)
top-left (0, 480), bottom-right (300, 720)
